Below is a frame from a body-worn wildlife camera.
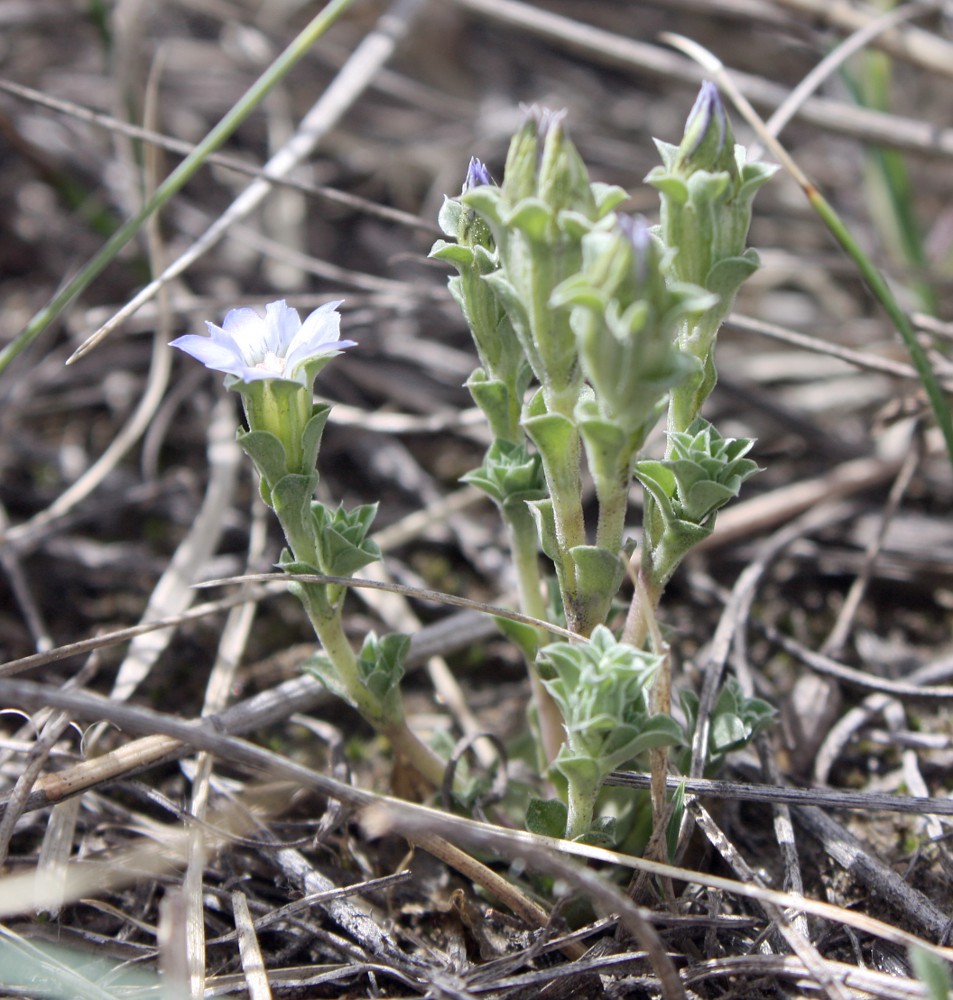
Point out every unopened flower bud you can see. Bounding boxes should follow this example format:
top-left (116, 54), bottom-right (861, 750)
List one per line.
top-left (463, 156), bottom-right (492, 192)
top-left (674, 81), bottom-right (737, 178)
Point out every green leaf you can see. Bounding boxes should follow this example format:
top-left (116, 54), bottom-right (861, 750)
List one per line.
top-left (300, 351), bottom-right (346, 391)
top-left (579, 814), bottom-right (617, 847)
top-left (591, 182), bottom-right (629, 217)
top-left (570, 545), bottom-right (625, 599)
top-left (645, 169), bottom-right (688, 205)
top-left (522, 408), bottom-right (577, 460)
top-left (461, 439), bottom-right (546, 508)
top-left (435, 199), bottom-right (464, 240)
top-left (604, 714), bottom-right (685, 769)
top-left (679, 689), bottom-right (699, 735)
top-left (665, 780), bottom-right (687, 862)
top-left (278, 551), bottom-right (319, 576)
top-left (507, 197), bottom-right (555, 241)
top-left (710, 713), bottom-right (749, 754)
top-left (272, 473), bottom-right (319, 520)
top-left (237, 429), bottom-right (289, 503)
top-left (311, 502), bottom-right (381, 577)
top-left (705, 251), bottom-right (760, 301)
top-left (632, 460), bottom-right (678, 525)
top-left (299, 403), bottom-right (331, 476)
top-left (526, 498), bottom-right (560, 564)
top-left (553, 753), bottom-right (603, 791)
top-left (910, 947), bottom-right (952, 1000)
top-left (526, 797), bottom-right (569, 839)
top-left (683, 480), bottom-right (736, 523)
top-left (357, 631), bottom-right (408, 713)
top-left (463, 182), bottom-right (507, 229)
top-left (271, 472), bottom-right (320, 559)
top-left (495, 614), bottom-right (540, 661)
top-left (302, 652), bottom-right (350, 706)
top-left (569, 545), bottom-right (625, 628)
top-left (577, 407), bottom-right (628, 482)
top-left (465, 374), bottom-right (515, 443)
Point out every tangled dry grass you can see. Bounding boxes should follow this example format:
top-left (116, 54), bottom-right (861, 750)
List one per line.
top-left (2, 1), bottom-right (953, 997)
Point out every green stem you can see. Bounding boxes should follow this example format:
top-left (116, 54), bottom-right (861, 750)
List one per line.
top-left (594, 445), bottom-right (636, 556)
top-left (505, 504), bottom-right (548, 628)
top-left (303, 589), bottom-right (445, 788)
top-left (306, 593), bottom-right (380, 721)
top-left (274, 509), bottom-right (317, 573)
top-left (504, 503), bottom-right (564, 765)
top-left (595, 482), bottom-right (626, 555)
top-left (524, 415), bottom-right (587, 633)
top-left (527, 236), bottom-right (578, 412)
top-left (621, 560), bottom-right (663, 651)
top-left (381, 719), bottom-right (448, 790)
top-left (565, 775), bottom-right (599, 841)
top-left (668, 319), bottom-right (720, 441)
top-left (667, 383), bottom-right (696, 443)
top-left (543, 389), bottom-right (587, 560)
top-left (549, 461), bottom-right (585, 554)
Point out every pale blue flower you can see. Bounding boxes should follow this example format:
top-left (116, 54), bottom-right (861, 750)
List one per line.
top-left (171, 299), bottom-right (354, 386)
top-left (463, 156), bottom-right (492, 192)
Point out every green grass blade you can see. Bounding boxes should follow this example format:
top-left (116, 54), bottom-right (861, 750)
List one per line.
top-left (804, 183), bottom-right (953, 461)
top-left (842, 53), bottom-right (938, 315)
top-left (0, 0), bottom-right (357, 378)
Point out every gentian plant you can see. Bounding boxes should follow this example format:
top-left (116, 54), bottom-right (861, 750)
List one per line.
top-left (171, 300), bottom-right (445, 786)
top-left (173, 83), bottom-right (775, 848)
top-left (432, 86), bottom-right (774, 840)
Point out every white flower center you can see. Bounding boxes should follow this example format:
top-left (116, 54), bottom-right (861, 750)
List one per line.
top-left (255, 350), bottom-right (287, 374)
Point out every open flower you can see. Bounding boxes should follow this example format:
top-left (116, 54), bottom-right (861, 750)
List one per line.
top-left (170, 299), bottom-right (354, 388)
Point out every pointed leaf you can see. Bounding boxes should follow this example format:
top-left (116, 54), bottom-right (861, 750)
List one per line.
top-left (237, 429), bottom-right (289, 499)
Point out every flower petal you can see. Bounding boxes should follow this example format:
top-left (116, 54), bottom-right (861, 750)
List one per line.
top-left (285, 301), bottom-right (355, 375)
top-left (263, 300), bottom-right (302, 355)
top-left (463, 157), bottom-right (492, 192)
top-left (216, 307), bottom-right (275, 363)
top-left (172, 299), bottom-right (353, 386)
top-left (169, 333), bottom-right (245, 375)
top-left (294, 300), bottom-right (344, 346)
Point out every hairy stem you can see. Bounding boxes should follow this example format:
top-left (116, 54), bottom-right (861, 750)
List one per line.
top-left (505, 503), bottom-right (564, 765)
top-left (622, 561), bottom-right (663, 651)
top-left (302, 587), bottom-right (446, 789)
top-left (565, 776), bottom-right (599, 842)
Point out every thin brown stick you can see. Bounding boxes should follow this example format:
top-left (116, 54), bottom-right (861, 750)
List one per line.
top-left (451, 0), bottom-right (953, 156)
top-left (2, 677), bottom-right (952, 966)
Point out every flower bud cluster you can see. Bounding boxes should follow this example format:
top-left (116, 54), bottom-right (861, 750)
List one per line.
top-left (432, 160), bottom-right (528, 442)
top-left (454, 107), bottom-right (627, 411)
top-left (647, 81), bottom-right (777, 430)
top-left (552, 215), bottom-right (712, 445)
